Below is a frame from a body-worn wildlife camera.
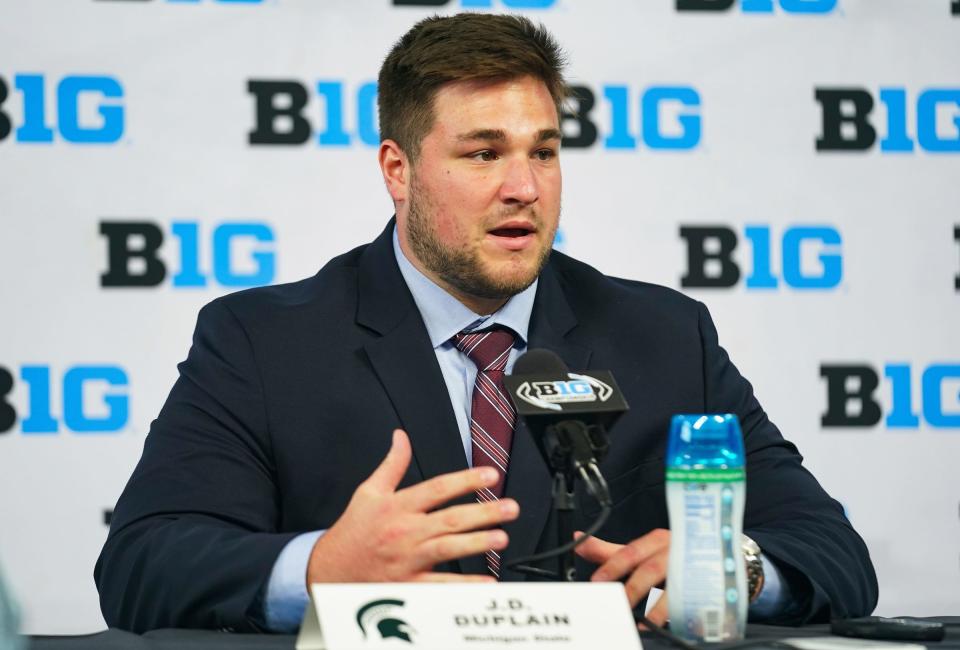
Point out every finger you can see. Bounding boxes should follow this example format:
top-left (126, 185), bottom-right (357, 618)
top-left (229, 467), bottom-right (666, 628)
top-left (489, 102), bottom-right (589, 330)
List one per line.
top-left (592, 529), bottom-right (670, 582)
top-left (364, 429), bottom-right (412, 492)
top-left (413, 572), bottom-right (497, 583)
top-left (622, 555), bottom-right (668, 608)
top-left (396, 465), bottom-right (499, 512)
top-left (573, 533), bottom-right (624, 565)
top-left (423, 499), bottom-right (520, 539)
top-left (643, 589), bottom-right (669, 628)
top-left (413, 529), bottom-right (509, 572)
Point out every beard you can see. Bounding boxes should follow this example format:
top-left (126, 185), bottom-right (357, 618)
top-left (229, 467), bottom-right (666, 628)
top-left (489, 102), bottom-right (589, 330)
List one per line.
top-left (405, 178), bottom-right (555, 303)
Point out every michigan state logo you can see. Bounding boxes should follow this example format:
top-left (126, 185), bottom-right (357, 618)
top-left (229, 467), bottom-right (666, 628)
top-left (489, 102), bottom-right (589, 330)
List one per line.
top-left (356, 598), bottom-right (415, 643)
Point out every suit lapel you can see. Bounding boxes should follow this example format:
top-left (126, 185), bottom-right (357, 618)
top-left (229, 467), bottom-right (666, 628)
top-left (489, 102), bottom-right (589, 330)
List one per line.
top-left (358, 221), bottom-right (470, 484)
top-left (500, 262), bottom-right (592, 580)
top-left (363, 316), bottom-right (470, 484)
top-left (357, 221), bottom-right (487, 576)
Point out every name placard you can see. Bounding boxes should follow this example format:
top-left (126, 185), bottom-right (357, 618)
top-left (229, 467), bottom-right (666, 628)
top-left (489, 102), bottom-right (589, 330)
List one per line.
top-left (297, 582), bottom-right (642, 650)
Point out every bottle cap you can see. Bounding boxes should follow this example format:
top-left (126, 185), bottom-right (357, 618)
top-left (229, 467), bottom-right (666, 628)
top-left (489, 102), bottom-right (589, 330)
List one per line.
top-left (667, 414), bottom-right (745, 471)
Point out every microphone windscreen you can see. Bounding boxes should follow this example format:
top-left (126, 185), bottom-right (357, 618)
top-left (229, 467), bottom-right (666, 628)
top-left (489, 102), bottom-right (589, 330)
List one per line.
top-left (512, 348), bottom-right (569, 375)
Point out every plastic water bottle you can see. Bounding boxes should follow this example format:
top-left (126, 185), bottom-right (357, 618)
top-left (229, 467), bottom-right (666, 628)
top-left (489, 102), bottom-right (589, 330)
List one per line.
top-left (0, 561), bottom-right (25, 650)
top-left (666, 414), bottom-right (747, 643)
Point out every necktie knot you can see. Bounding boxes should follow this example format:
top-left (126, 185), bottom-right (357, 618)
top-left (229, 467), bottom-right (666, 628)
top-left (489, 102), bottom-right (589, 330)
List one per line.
top-left (452, 327), bottom-right (516, 372)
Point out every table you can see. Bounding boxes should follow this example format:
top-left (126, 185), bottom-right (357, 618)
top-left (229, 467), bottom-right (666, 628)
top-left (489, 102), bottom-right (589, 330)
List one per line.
top-left (27, 618), bottom-right (960, 650)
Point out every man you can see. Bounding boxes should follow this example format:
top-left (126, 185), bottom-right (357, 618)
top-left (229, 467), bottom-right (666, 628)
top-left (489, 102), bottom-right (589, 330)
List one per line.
top-left (96, 13), bottom-right (878, 634)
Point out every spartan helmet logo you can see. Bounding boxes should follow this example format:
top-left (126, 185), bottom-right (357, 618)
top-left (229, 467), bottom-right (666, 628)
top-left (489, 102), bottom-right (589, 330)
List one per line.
top-left (356, 598), bottom-right (415, 643)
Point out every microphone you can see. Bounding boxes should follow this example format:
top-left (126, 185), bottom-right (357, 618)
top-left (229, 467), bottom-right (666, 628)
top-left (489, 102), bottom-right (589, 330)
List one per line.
top-left (505, 349), bottom-right (629, 506)
top-left (502, 349), bottom-right (630, 580)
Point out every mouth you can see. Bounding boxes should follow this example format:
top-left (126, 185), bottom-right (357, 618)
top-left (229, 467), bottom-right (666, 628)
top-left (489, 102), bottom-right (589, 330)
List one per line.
top-left (486, 222), bottom-right (538, 252)
top-left (488, 221), bottom-right (537, 238)
top-left (489, 228), bottom-right (532, 238)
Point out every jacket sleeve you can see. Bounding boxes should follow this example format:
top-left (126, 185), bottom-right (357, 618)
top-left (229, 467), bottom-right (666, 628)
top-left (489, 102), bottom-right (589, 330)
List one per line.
top-left (697, 301), bottom-right (879, 624)
top-left (95, 298), bottom-right (299, 633)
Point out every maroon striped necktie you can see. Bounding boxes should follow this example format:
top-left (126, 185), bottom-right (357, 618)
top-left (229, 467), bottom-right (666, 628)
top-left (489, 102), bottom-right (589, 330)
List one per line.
top-left (452, 327), bottom-right (517, 578)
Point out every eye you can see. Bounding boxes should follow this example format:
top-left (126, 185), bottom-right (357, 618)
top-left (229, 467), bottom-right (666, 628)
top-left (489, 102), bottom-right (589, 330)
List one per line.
top-left (534, 148), bottom-right (557, 161)
top-left (469, 150), bottom-right (499, 162)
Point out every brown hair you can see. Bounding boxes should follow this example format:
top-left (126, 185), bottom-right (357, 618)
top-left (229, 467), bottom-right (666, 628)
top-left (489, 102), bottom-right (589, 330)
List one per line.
top-left (377, 13), bottom-right (570, 160)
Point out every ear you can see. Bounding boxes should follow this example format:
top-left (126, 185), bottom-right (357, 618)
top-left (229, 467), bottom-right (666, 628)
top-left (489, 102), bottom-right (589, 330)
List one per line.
top-left (379, 139), bottom-right (409, 204)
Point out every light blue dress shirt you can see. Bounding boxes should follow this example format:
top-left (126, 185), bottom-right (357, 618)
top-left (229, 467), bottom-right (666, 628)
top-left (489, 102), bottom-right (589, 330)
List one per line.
top-left (259, 227), bottom-right (790, 631)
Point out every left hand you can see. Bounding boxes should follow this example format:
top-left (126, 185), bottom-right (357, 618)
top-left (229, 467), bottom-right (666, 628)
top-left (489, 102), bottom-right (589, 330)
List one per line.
top-left (574, 528), bottom-right (671, 627)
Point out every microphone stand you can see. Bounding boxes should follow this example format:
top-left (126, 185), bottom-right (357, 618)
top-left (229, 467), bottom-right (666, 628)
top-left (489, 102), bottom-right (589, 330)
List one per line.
top-left (507, 420), bottom-right (611, 581)
top-left (552, 470), bottom-right (578, 582)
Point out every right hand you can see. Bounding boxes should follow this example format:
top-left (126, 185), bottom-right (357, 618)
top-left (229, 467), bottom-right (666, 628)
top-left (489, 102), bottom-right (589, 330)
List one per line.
top-left (306, 429), bottom-right (519, 584)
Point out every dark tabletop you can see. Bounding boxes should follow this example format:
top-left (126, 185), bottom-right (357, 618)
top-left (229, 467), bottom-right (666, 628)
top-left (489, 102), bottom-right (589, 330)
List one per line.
top-left (27, 618), bottom-right (960, 650)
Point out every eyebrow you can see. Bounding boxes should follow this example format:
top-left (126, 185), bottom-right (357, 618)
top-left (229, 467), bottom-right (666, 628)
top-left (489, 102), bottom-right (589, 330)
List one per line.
top-left (456, 128), bottom-right (563, 144)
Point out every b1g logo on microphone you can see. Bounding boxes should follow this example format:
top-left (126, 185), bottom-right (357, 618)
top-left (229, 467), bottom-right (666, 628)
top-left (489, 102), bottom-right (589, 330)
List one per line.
top-left (815, 87), bottom-right (960, 153)
top-left (0, 74), bottom-right (124, 144)
top-left (99, 220), bottom-right (276, 289)
top-left (679, 224), bottom-right (842, 290)
top-left (516, 374), bottom-right (614, 412)
top-left (393, 0), bottom-right (554, 7)
top-left (677, 0), bottom-right (836, 13)
top-left (0, 365), bottom-right (129, 435)
top-left (562, 85), bottom-right (701, 151)
top-left (821, 363), bottom-right (960, 429)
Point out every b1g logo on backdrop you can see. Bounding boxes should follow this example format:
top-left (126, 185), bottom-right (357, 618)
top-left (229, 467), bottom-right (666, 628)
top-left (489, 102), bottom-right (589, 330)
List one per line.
top-left (0, 365), bottom-right (129, 434)
top-left (955, 225), bottom-right (960, 290)
top-left (392, 0), bottom-right (555, 7)
top-left (248, 80), bottom-right (701, 151)
top-left (562, 85), bottom-right (701, 151)
top-left (676, 0), bottom-right (836, 13)
top-left (815, 87), bottom-right (960, 153)
top-left (0, 74), bottom-right (124, 144)
top-left (679, 224), bottom-right (842, 289)
top-left (249, 80), bottom-right (379, 147)
top-left (99, 220), bottom-right (276, 289)
top-left (94, 0), bottom-right (263, 4)
top-left (820, 363), bottom-right (960, 429)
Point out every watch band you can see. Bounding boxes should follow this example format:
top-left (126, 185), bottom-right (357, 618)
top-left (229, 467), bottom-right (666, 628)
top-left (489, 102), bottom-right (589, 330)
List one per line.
top-left (742, 534), bottom-right (765, 603)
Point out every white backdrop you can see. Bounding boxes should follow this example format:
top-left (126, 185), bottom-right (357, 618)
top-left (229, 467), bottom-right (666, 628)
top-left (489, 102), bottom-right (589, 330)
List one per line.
top-left (0, 0), bottom-right (958, 635)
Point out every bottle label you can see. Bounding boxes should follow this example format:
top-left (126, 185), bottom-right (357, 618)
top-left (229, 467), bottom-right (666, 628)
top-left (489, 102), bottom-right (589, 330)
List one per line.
top-left (668, 480), bottom-right (745, 643)
top-left (666, 468), bottom-right (745, 482)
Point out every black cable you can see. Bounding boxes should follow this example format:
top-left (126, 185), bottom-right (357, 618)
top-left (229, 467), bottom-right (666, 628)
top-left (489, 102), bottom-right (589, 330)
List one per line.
top-left (634, 611), bottom-right (700, 650)
top-left (504, 502), bottom-right (610, 575)
top-left (505, 460), bottom-right (612, 576)
top-left (579, 462), bottom-right (612, 508)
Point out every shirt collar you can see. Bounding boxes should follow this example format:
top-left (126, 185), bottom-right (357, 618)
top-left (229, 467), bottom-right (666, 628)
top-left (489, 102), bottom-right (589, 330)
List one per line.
top-left (392, 225), bottom-right (536, 349)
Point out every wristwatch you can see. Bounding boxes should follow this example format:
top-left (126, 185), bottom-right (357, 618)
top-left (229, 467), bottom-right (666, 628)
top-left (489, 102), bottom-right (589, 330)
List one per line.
top-left (742, 534), bottom-right (765, 603)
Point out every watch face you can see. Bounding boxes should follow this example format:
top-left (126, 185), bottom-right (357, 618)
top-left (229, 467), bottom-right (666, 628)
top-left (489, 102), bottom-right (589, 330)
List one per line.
top-left (741, 534), bottom-right (764, 603)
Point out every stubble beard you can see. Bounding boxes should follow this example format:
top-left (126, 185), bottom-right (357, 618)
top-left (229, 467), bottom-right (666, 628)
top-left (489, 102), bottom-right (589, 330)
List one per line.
top-left (405, 177), bottom-right (555, 303)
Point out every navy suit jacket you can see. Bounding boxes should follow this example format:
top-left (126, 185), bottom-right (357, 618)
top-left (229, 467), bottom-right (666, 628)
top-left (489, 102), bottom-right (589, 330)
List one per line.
top-left (95, 221), bottom-right (878, 632)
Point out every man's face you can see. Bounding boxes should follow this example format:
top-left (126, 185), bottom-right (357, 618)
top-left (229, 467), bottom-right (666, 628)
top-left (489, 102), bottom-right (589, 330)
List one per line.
top-left (397, 75), bottom-right (562, 310)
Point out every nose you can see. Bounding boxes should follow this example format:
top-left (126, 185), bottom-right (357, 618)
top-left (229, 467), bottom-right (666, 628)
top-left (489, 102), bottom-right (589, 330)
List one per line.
top-left (498, 156), bottom-right (539, 206)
